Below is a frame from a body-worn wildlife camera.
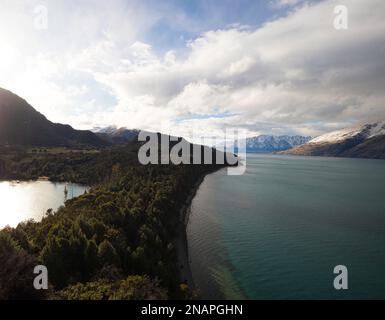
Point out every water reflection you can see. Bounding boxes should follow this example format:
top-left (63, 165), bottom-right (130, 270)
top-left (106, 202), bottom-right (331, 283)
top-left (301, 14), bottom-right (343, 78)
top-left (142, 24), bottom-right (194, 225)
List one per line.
top-left (0, 181), bottom-right (88, 228)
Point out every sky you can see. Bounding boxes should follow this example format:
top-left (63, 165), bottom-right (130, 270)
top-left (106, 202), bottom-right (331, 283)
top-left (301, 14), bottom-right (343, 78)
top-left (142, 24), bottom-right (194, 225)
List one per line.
top-left (0, 0), bottom-right (384, 138)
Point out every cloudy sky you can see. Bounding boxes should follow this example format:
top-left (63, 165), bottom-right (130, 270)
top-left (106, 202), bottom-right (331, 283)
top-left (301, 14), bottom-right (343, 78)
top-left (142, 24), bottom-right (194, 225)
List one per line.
top-left (0, 0), bottom-right (384, 138)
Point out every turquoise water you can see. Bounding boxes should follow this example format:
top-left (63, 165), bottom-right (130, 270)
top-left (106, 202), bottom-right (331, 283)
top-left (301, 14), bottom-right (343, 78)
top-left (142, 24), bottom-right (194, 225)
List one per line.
top-left (0, 181), bottom-right (88, 228)
top-left (187, 154), bottom-right (385, 299)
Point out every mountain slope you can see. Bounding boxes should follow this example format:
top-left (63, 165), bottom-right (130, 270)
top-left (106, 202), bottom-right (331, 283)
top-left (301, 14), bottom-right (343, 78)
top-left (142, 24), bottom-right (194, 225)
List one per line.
top-left (281, 121), bottom-right (385, 159)
top-left (0, 88), bottom-right (107, 147)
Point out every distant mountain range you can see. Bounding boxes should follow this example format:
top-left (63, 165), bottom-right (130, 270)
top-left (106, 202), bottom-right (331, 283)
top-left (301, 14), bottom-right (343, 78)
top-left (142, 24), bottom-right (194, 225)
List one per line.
top-left (93, 126), bottom-right (140, 144)
top-left (281, 121), bottom-right (385, 159)
top-left (244, 135), bottom-right (312, 153)
top-left (0, 88), bottom-right (106, 148)
top-left (94, 128), bottom-right (312, 154)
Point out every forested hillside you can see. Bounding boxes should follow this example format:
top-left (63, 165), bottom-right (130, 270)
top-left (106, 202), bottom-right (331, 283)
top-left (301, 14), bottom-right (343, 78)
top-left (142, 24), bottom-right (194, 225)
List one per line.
top-left (0, 143), bottom-right (226, 299)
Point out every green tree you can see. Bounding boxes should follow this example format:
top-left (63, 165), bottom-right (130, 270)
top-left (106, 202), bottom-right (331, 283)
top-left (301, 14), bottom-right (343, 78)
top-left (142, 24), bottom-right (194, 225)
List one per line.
top-left (98, 240), bottom-right (120, 268)
top-left (0, 232), bottom-right (42, 300)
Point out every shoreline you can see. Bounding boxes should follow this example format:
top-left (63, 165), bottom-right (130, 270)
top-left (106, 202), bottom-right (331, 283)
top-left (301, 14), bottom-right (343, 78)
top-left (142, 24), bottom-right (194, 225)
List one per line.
top-left (175, 174), bottom-right (205, 291)
top-left (176, 167), bottom-right (226, 293)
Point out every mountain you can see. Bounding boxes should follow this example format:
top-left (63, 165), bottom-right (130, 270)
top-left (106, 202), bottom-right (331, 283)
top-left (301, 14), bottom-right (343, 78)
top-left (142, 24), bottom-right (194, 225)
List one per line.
top-left (244, 135), bottom-right (311, 153)
top-left (280, 121), bottom-right (385, 159)
top-left (93, 126), bottom-right (140, 144)
top-left (0, 88), bottom-right (106, 148)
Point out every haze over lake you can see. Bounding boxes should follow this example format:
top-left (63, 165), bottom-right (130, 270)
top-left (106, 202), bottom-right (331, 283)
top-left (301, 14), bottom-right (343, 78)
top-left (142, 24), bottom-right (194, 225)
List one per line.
top-left (187, 154), bottom-right (385, 299)
top-left (0, 181), bottom-right (87, 228)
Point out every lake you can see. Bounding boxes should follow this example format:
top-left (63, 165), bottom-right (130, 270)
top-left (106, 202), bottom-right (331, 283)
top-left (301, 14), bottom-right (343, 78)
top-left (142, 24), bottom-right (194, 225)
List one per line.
top-left (187, 154), bottom-right (385, 299)
top-left (0, 181), bottom-right (88, 228)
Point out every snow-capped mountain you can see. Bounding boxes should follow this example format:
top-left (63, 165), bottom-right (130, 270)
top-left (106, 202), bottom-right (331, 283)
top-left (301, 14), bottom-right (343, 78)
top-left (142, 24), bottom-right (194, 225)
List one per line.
top-left (281, 121), bottom-right (385, 159)
top-left (245, 135), bottom-right (312, 153)
top-left (310, 121), bottom-right (385, 144)
top-left (93, 125), bottom-right (122, 135)
top-left (93, 126), bottom-right (140, 144)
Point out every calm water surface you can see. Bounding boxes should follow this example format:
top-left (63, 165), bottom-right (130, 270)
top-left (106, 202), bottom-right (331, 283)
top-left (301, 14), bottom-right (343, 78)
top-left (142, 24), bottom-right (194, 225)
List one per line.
top-left (187, 154), bottom-right (385, 299)
top-left (0, 181), bottom-right (87, 228)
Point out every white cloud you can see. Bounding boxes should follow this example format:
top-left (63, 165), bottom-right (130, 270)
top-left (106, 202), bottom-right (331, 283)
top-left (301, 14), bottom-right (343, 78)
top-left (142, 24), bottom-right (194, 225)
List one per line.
top-left (271, 0), bottom-right (304, 8)
top-left (0, 0), bottom-right (159, 123)
top-left (81, 0), bottom-right (385, 137)
top-left (1, 0), bottom-right (384, 138)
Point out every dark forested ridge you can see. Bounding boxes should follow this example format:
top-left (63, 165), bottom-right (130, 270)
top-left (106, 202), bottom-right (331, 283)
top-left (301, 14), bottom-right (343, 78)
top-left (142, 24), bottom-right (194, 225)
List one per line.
top-left (0, 88), bottom-right (107, 148)
top-left (0, 141), bottom-right (228, 300)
